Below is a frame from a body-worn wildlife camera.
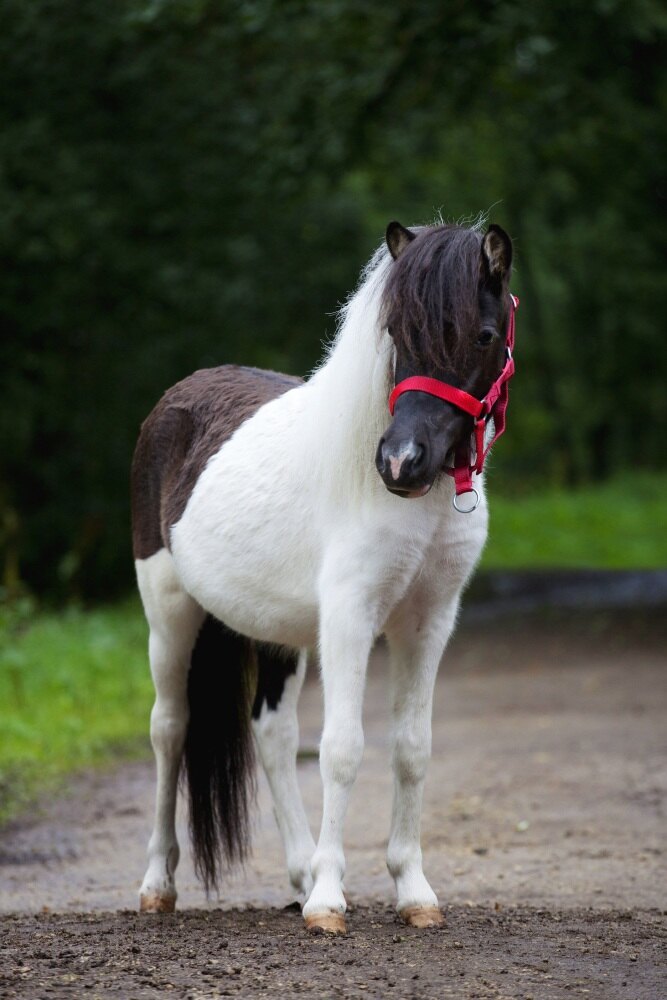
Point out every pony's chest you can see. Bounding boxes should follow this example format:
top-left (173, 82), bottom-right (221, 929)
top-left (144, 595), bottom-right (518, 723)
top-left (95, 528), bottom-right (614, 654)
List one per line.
top-left (320, 498), bottom-right (453, 608)
top-left (350, 490), bottom-right (488, 620)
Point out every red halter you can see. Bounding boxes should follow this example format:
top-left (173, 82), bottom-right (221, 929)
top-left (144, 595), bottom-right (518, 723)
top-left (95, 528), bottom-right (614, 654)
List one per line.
top-left (388, 294), bottom-right (518, 511)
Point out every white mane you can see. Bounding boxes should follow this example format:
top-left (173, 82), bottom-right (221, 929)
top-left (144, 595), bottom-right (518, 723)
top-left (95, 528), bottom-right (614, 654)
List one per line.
top-left (307, 243), bottom-right (395, 501)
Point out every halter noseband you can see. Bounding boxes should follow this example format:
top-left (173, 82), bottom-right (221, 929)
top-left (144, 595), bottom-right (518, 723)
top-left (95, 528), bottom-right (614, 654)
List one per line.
top-left (388, 294), bottom-right (519, 512)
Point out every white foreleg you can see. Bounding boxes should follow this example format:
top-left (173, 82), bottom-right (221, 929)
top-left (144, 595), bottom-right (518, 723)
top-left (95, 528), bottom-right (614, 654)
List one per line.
top-left (302, 598), bottom-right (375, 934)
top-left (252, 650), bottom-right (316, 899)
top-left (136, 550), bottom-right (205, 912)
top-left (385, 598), bottom-right (460, 927)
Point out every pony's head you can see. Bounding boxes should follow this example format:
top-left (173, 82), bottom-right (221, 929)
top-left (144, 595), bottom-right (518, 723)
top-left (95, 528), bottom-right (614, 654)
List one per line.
top-left (376, 221), bottom-right (513, 499)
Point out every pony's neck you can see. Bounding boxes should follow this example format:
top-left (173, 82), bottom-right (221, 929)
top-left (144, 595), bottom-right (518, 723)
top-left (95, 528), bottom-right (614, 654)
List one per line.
top-left (308, 248), bottom-right (393, 501)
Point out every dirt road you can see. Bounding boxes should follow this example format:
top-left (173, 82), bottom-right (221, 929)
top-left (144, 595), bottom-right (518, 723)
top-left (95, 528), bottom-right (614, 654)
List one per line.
top-left (1, 608), bottom-right (665, 998)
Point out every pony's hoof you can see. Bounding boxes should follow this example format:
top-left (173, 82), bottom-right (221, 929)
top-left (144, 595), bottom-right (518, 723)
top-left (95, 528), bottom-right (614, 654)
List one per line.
top-left (400, 905), bottom-right (444, 928)
top-left (304, 911), bottom-right (347, 935)
top-left (139, 892), bottom-right (176, 913)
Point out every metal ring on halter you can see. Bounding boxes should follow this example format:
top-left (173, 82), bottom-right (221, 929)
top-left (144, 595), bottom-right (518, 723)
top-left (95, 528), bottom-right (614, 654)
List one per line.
top-left (452, 488), bottom-right (480, 514)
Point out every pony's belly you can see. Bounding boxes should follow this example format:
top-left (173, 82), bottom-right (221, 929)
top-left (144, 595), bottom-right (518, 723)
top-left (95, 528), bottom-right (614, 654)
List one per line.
top-left (171, 514), bottom-right (321, 646)
top-left (207, 589), bottom-right (318, 648)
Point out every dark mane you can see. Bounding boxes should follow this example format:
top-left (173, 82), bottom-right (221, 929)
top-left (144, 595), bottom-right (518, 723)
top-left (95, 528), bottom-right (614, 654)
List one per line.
top-left (381, 224), bottom-right (484, 370)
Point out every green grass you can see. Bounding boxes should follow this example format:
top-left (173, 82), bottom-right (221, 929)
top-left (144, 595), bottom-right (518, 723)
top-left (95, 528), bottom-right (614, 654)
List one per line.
top-left (483, 473), bottom-right (667, 569)
top-left (0, 599), bottom-right (151, 822)
top-left (1, 473), bottom-right (664, 823)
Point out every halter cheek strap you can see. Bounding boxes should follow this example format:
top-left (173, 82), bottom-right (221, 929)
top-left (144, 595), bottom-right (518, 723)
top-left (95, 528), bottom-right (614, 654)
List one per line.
top-left (388, 294), bottom-right (518, 511)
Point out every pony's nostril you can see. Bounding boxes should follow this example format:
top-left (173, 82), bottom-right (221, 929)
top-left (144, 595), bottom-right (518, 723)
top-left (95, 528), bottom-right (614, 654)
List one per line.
top-left (375, 439), bottom-right (388, 475)
top-left (411, 443), bottom-right (427, 472)
top-left (401, 442), bottom-right (426, 480)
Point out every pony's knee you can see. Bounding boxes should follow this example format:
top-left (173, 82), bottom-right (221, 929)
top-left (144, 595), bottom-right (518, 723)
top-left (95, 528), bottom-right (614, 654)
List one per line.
top-left (393, 732), bottom-right (431, 784)
top-left (319, 728), bottom-right (364, 787)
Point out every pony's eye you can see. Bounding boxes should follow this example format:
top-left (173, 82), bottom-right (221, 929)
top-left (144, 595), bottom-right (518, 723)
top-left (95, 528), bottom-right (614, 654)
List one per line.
top-left (476, 329), bottom-right (495, 347)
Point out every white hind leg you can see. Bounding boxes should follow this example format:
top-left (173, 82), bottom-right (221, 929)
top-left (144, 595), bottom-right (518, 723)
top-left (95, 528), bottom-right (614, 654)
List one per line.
top-left (252, 649), bottom-right (315, 900)
top-left (136, 548), bottom-right (205, 912)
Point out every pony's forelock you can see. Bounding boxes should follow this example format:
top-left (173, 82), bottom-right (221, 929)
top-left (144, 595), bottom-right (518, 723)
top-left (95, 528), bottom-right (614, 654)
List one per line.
top-left (380, 224), bottom-right (486, 371)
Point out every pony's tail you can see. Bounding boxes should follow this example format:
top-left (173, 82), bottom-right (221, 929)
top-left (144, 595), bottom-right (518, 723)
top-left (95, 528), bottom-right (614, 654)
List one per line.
top-left (182, 615), bottom-right (256, 893)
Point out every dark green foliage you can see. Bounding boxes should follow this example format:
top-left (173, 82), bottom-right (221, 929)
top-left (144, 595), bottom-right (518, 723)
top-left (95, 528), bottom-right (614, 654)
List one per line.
top-left (1, 0), bottom-right (665, 596)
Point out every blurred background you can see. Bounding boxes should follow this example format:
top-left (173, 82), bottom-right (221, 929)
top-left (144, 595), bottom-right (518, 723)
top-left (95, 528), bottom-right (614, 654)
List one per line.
top-left (1, 1), bottom-right (665, 816)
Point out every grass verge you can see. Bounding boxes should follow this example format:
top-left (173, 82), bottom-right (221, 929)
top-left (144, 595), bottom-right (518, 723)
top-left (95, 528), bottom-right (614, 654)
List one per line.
top-left (0, 599), bottom-right (150, 824)
top-left (483, 473), bottom-right (667, 568)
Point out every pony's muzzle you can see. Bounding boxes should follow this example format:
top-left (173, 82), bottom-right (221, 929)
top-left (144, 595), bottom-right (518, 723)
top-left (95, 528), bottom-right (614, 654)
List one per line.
top-left (375, 438), bottom-right (430, 496)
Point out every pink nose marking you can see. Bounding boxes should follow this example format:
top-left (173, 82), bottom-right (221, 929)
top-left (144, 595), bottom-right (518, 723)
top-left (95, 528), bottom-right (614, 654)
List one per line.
top-left (389, 456), bottom-right (403, 480)
top-left (389, 449), bottom-right (414, 481)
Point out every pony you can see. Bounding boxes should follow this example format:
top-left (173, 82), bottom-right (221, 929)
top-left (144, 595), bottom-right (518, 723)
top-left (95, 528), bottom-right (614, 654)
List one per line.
top-left (130, 218), bottom-right (515, 934)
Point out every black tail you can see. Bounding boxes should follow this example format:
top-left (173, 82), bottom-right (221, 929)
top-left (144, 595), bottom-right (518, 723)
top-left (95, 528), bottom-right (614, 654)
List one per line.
top-left (182, 615), bottom-right (256, 893)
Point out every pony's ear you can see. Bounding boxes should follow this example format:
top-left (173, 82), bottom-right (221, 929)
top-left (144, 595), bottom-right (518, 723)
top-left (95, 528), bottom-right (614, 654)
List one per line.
top-left (386, 221), bottom-right (416, 260)
top-left (481, 224), bottom-right (513, 289)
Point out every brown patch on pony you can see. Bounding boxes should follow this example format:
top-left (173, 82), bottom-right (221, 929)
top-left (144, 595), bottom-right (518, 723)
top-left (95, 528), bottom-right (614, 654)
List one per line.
top-left (251, 644), bottom-right (299, 719)
top-left (381, 224), bottom-right (494, 373)
top-left (131, 366), bottom-right (302, 560)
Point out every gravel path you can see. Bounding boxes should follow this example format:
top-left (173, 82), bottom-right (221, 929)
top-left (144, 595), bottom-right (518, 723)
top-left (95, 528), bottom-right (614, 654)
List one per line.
top-left (1, 608), bottom-right (665, 998)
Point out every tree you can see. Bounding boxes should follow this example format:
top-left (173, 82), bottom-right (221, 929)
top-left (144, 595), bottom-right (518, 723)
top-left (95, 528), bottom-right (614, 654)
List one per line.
top-left (1, 0), bottom-right (664, 596)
